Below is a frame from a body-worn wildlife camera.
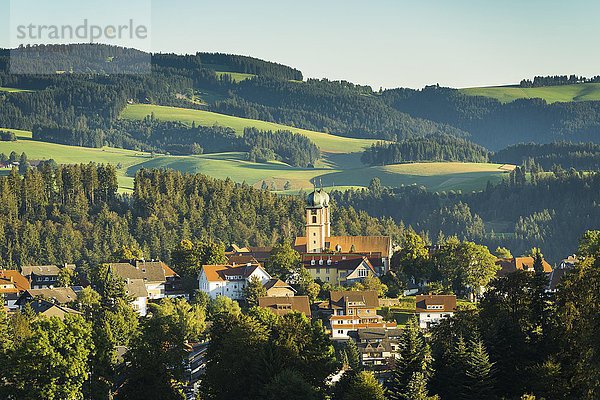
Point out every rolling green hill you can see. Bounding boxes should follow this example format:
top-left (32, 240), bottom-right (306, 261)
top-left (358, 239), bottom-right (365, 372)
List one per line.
top-left (120, 104), bottom-right (378, 154)
top-left (0, 129), bottom-right (152, 192)
top-left (0, 128), bottom-right (512, 194)
top-left (460, 83), bottom-right (600, 104)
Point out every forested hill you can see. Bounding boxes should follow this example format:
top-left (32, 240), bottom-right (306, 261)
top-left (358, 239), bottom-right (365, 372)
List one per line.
top-left (210, 77), bottom-right (468, 141)
top-left (492, 141), bottom-right (600, 171)
top-left (383, 85), bottom-right (600, 149)
top-left (2, 44), bottom-right (600, 154)
top-left (0, 44), bottom-right (467, 151)
top-left (361, 134), bottom-right (490, 165)
top-left (152, 52), bottom-right (303, 81)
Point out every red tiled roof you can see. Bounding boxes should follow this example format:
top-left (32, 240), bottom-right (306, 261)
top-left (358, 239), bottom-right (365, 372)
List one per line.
top-left (201, 264), bottom-right (266, 282)
top-left (295, 236), bottom-right (391, 256)
top-left (0, 270), bottom-right (30, 291)
top-left (496, 257), bottom-right (552, 276)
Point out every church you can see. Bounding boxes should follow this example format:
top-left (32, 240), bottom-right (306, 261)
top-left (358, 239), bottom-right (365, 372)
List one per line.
top-left (294, 188), bottom-right (392, 285)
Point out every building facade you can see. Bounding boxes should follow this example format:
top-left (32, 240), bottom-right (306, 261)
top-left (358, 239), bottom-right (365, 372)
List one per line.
top-left (198, 263), bottom-right (271, 300)
top-left (294, 189), bottom-right (392, 278)
top-left (327, 290), bottom-right (397, 340)
top-left (416, 294), bottom-right (457, 329)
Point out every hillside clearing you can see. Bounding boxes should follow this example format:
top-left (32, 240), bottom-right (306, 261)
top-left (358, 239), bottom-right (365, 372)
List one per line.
top-left (0, 87), bottom-right (33, 93)
top-left (460, 83), bottom-right (600, 104)
top-left (215, 71), bottom-right (256, 82)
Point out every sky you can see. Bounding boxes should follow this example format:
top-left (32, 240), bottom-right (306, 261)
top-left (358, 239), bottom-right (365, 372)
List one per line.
top-left (2, 0), bottom-right (600, 89)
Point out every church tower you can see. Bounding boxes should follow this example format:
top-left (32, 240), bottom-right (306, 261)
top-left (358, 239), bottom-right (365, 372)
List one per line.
top-left (305, 189), bottom-right (330, 253)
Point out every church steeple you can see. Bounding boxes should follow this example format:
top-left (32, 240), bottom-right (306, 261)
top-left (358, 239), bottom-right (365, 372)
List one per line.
top-left (305, 188), bottom-right (330, 253)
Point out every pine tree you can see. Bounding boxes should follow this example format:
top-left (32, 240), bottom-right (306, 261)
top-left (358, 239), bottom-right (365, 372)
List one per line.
top-left (401, 372), bottom-right (437, 400)
top-left (345, 338), bottom-right (361, 371)
top-left (388, 317), bottom-right (433, 399)
top-left (463, 339), bottom-right (495, 400)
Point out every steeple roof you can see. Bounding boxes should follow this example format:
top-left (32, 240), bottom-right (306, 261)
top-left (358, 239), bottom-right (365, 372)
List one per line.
top-left (307, 189), bottom-right (330, 208)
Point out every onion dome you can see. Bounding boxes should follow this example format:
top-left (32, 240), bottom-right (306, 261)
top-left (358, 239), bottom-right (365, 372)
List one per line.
top-left (307, 189), bottom-right (330, 208)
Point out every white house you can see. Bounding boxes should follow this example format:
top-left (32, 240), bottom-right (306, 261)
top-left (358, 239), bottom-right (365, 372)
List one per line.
top-left (124, 278), bottom-right (148, 316)
top-left (198, 263), bottom-right (271, 300)
top-left (415, 294), bottom-right (457, 329)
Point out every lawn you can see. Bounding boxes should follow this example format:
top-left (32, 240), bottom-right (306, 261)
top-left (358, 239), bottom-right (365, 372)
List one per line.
top-left (460, 83), bottom-right (600, 104)
top-left (120, 104), bottom-right (378, 154)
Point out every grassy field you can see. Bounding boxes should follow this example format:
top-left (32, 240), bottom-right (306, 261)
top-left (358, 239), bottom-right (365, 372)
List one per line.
top-left (120, 104), bottom-right (378, 154)
top-left (215, 71), bottom-right (256, 83)
top-left (0, 123), bottom-right (513, 194)
top-left (318, 162), bottom-right (514, 193)
top-left (0, 129), bottom-right (152, 192)
top-left (460, 83), bottom-right (600, 104)
top-left (0, 87), bottom-right (33, 93)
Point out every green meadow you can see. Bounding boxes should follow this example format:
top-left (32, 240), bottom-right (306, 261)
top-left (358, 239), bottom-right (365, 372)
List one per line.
top-left (0, 107), bottom-right (513, 194)
top-left (460, 83), bottom-right (600, 104)
top-left (0, 87), bottom-right (33, 93)
top-left (0, 129), bottom-right (152, 192)
top-left (120, 104), bottom-right (378, 154)
top-left (214, 71), bottom-right (256, 83)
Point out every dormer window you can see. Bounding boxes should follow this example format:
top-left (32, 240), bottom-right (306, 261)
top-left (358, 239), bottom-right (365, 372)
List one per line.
top-left (319, 260), bottom-right (323, 265)
top-left (310, 260), bottom-right (315, 266)
top-left (327, 259), bottom-right (332, 265)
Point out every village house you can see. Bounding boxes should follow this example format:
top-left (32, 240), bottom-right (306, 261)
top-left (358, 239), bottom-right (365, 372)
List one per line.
top-left (198, 263), bottom-right (271, 300)
top-left (351, 327), bottom-right (402, 369)
top-left (263, 278), bottom-right (296, 297)
top-left (327, 290), bottom-right (396, 340)
top-left (124, 278), bottom-right (149, 316)
top-left (258, 295), bottom-right (312, 318)
top-left (301, 254), bottom-right (378, 285)
top-left (107, 260), bottom-right (181, 300)
top-left (15, 286), bottom-right (82, 318)
top-left (0, 269), bottom-right (30, 311)
top-left (294, 189), bottom-right (392, 276)
top-left (547, 255), bottom-right (578, 292)
top-left (415, 294), bottom-right (457, 329)
top-left (495, 256), bottom-right (553, 277)
top-left (225, 245), bottom-right (272, 266)
top-left (21, 264), bottom-right (75, 289)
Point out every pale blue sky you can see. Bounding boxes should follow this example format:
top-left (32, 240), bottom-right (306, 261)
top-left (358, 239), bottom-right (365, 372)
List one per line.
top-left (2, 0), bottom-right (599, 88)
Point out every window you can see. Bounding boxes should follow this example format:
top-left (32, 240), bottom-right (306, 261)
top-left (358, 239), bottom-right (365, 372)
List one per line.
top-left (316, 268), bottom-right (321, 274)
top-left (337, 330), bottom-right (343, 334)
top-left (326, 277), bottom-right (330, 282)
top-left (311, 260), bottom-right (316, 266)
top-left (312, 216), bottom-right (317, 224)
top-left (319, 259), bottom-right (323, 265)
top-left (313, 232), bottom-right (316, 236)
top-left (326, 268), bottom-right (330, 273)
